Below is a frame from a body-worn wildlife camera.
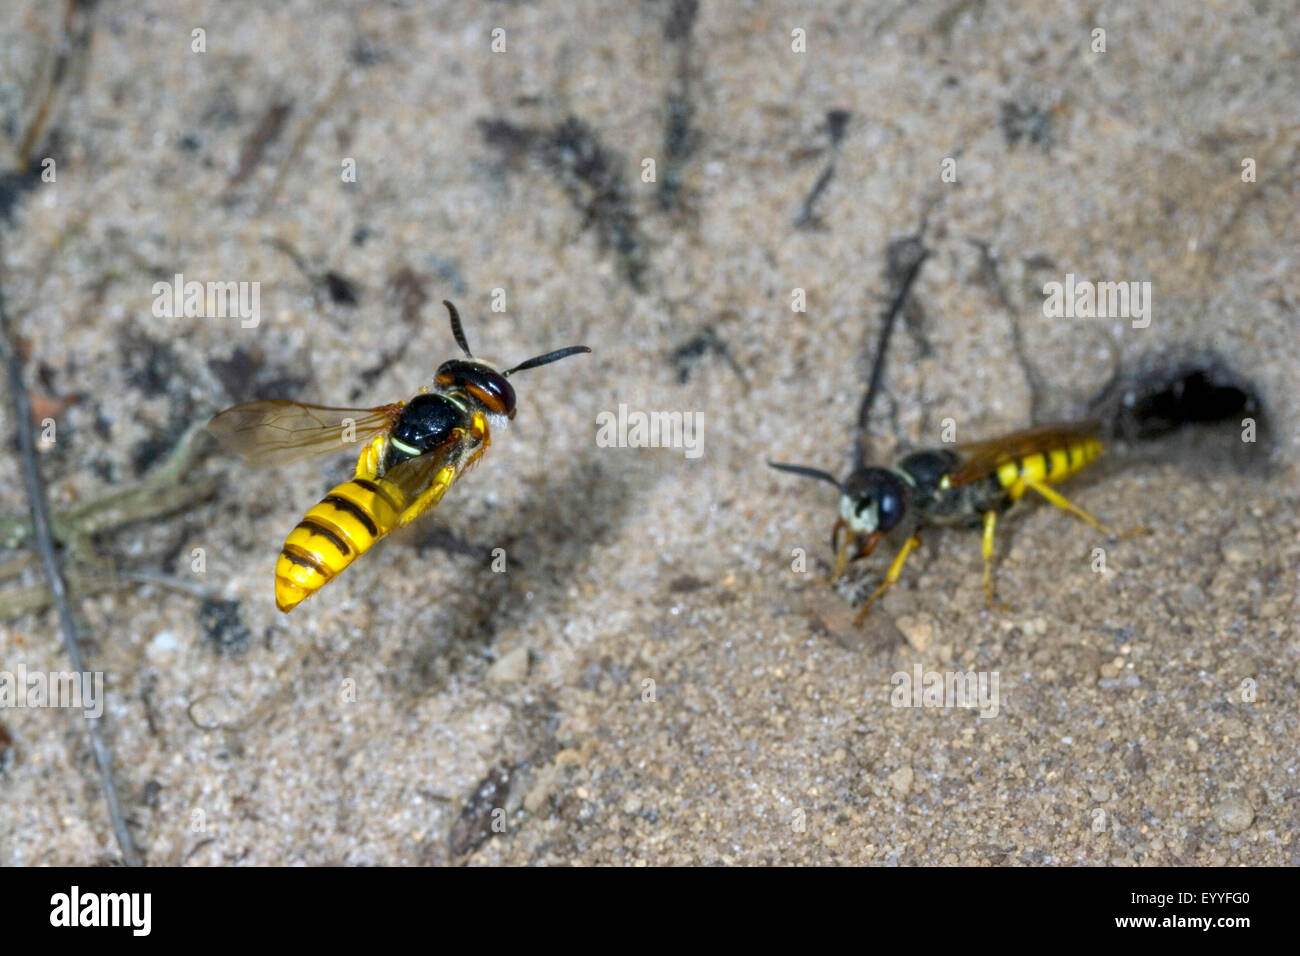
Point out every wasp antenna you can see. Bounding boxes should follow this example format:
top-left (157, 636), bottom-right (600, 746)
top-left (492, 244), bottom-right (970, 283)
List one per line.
top-left (503, 345), bottom-right (592, 377)
top-left (767, 461), bottom-right (843, 490)
top-left (443, 300), bottom-right (473, 357)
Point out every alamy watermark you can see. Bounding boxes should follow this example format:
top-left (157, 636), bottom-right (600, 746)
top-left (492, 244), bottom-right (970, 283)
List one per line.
top-left (1043, 273), bottom-right (1151, 329)
top-left (151, 273), bottom-right (261, 328)
top-left (0, 664), bottom-right (103, 719)
top-left (596, 403), bottom-right (703, 459)
top-left (50, 886), bottom-right (150, 936)
top-left (890, 664), bottom-right (1000, 718)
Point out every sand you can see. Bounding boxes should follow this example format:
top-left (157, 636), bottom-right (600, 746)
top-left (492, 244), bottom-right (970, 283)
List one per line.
top-left (0, 0), bottom-right (1296, 865)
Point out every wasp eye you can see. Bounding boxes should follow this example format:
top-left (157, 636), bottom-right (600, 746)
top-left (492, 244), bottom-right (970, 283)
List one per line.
top-left (877, 485), bottom-right (905, 530)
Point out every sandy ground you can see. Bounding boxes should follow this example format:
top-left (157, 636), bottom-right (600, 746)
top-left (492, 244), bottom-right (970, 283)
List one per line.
top-left (0, 0), bottom-right (1297, 865)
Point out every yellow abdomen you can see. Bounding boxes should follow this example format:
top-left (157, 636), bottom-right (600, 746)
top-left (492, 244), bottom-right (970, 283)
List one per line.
top-left (275, 476), bottom-right (407, 612)
top-left (996, 437), bottom-right (1103, 499)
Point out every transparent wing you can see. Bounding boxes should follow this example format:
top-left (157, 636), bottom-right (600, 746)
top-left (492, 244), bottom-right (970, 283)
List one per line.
top-left (947, 419), bottom-right (1103, 487)
top-left (207, 400), bottom-right (403, 467)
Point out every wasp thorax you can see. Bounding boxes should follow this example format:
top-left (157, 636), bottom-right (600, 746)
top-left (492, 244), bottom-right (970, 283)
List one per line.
top-left (435, 359), bottom-right (517, 419)
top-left (839, 468), bottom-right (908, 534)
top-left (383, 393), bottom-right (464, 470)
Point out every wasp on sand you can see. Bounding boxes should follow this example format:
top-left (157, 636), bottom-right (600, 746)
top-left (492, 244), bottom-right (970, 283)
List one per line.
top-left (769, 244), bottom-right (1146, 623)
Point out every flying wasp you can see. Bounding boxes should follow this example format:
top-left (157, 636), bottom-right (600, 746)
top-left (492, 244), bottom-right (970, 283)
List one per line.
top-left (208, 301), bottom-right (590, 612)
top-left (768, 239), bottom-right (1144, 622)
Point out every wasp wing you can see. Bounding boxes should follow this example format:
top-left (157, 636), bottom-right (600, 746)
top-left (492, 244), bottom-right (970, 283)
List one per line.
top-left (208, 400), bottom-right (403, 467)
top-left (946, 419), bottom-right (1103, 487)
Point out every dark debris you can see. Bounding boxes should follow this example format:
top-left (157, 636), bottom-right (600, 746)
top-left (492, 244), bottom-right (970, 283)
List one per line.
top-left (207, 346), bottom-right (309, 403)
top-left (0, 721), bottom-right (12, 775)
top-left (793, 110), bottom-right (853, 229)
top-left (671, 326), bottom-right (746, 385)
top-left (1000, 97), bottom-right (1056, 150)
top-left (323, 270), bottom-right (360, 306)
top-left (228, 100), bottom-right (294, 188)
top-left (0, 167), bottom-right (42, 224)
top-left (198, 598), bottom-right (251, 657)
top-left (447, 763), bottom-right (512, 858)
top-left (662, 0), bottom-right (700, 42)
top-left (481, 116), bottom-right (649, 290)
top-left (121, 329), bottom-right (184, 398)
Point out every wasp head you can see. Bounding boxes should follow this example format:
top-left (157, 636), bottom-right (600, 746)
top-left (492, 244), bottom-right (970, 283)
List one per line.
top-left (436, 301), bottom-right (590, 421)
top-left (435, 359), bottom-right (517, 419)
top-left (839, 467), bottom-right (908, 536)
top-left (766, 459), bottom-right (911, 581)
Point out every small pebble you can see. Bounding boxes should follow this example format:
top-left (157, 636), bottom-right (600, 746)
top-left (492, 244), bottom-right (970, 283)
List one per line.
top-left (524, 764), bottom-right (559, 815)
top-left (888, 765), bottom-right (914, 798)
top-left (896, 614), bottom-right (936, 653)
top-left (1213, 795), bottom-right (1254, 833)
top-left (146, 631), bottom-right (178, 661)
top-left (1219, 527), bottom-right (1262, 565)
top-left (486, 646), bottom-right (530, 685)
top-left (1220, 717), bottom-right (1247, 739)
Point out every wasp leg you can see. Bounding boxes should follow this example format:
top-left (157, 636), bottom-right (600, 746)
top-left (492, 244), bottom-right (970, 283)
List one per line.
top-left (981, 511), bottom-right (1013, 612)
top-left (854, 535), bottom-right (921, 625)
top-left (395, 415), bottom-right (491, 529)
top-left (1020, 479), bottom-right (1148, 537)
top-left (468, 411), bottom-right (490, 447)
top-left (831, 519), bottom-right (852, 581)
top-left (832, 527), bottom-right (882, 584)
top-left (396, 464), bottom-right (457, 528)
top-left (354, 434), bottom-right (389, 480)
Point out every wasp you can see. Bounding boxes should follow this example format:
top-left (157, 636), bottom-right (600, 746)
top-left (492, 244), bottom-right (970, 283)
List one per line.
top-left (769, 238), bottom-right (1143, 622)
top-left (208, 301), bottom-right (590, 612)
top-left (771, 420), bottom-right (1146, 622)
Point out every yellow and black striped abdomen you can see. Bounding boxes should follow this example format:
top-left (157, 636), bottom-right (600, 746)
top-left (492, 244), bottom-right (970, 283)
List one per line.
top-left (275, 476), bottom-right (407, 612)
top-left (995, 436), bottom-right (1103, 500)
